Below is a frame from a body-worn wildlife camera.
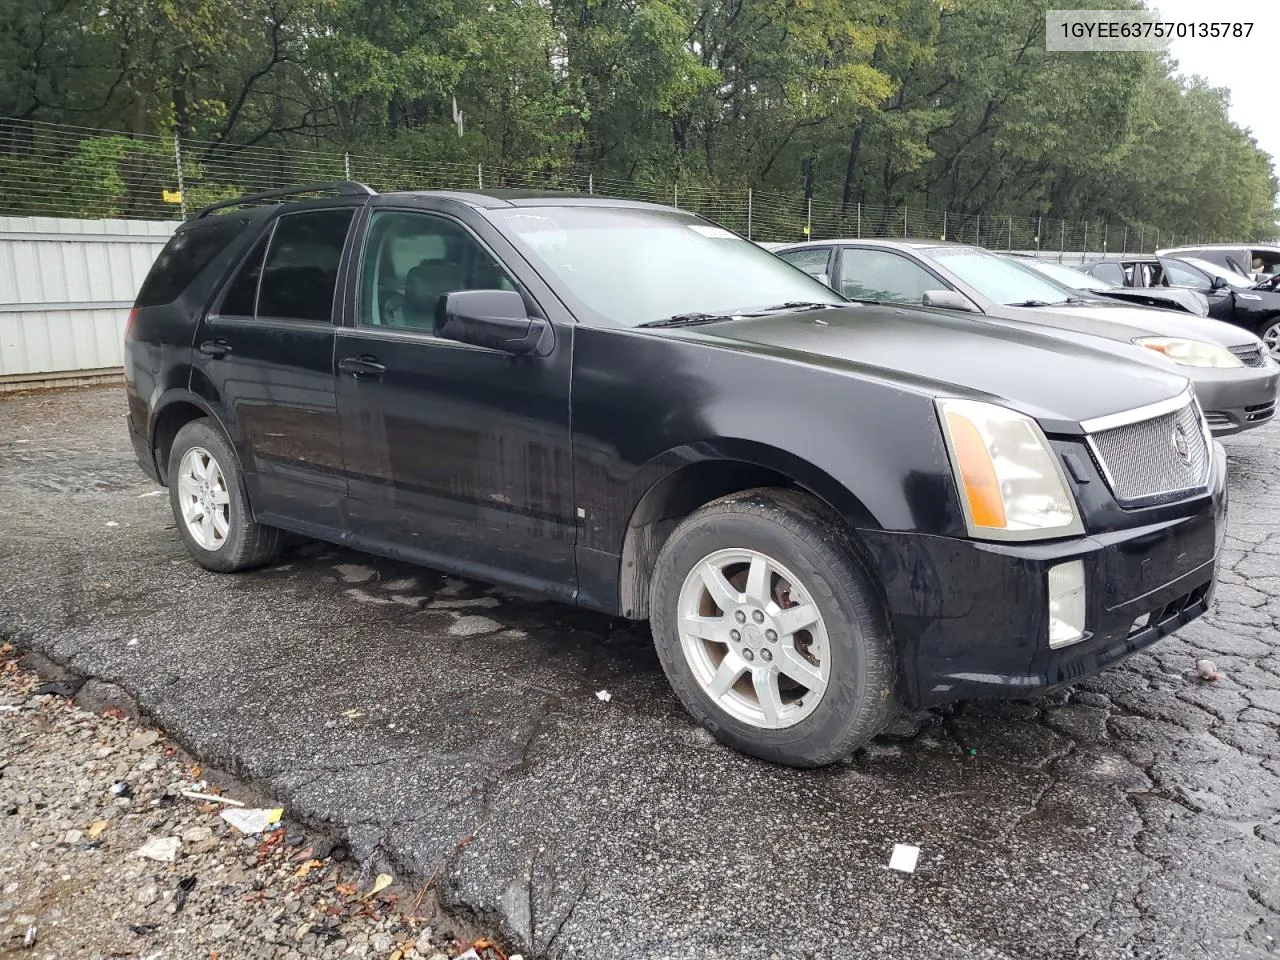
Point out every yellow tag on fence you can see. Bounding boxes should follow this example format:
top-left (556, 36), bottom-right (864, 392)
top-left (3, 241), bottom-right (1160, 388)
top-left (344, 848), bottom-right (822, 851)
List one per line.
top-left (162, 189), bottom-right (183, 204)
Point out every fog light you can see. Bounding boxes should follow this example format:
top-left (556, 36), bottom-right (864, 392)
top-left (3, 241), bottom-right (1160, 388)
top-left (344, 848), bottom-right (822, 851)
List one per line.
top-left (1048, 560), bottom-right (1087, 649)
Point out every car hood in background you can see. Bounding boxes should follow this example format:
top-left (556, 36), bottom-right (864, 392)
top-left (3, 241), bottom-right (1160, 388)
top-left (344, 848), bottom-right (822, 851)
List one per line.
top-left (1090, 286), bottom-right (1208, 316)
top-left (665, 305), bottom-right (1189, 434)
top-left (992, 300), bottom-right (1259, 348)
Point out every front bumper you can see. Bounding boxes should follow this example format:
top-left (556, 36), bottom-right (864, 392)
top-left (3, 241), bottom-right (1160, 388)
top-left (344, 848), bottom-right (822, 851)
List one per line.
top-left (860, 443), bottom-right (1228, 708)
top-left (1192, 363), bottom-right (1278, 435)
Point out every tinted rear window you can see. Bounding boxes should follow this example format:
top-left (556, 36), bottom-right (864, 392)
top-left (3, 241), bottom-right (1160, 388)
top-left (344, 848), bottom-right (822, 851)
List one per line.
top-left (134, 219), bottom-right (245, 307)
top-left (256, 209), bottom-right (355, 323)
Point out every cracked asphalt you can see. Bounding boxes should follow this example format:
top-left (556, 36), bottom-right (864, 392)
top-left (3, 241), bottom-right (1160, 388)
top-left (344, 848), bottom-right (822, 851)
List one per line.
top-left (1, 385), bottom-right (1278, 960)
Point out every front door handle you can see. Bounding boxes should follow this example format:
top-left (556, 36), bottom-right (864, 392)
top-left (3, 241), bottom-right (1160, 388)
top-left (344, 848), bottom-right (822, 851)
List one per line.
top-left (199, 339), bottom-right (232, 359)
top-left (339, 355), bottom-right (386, 378)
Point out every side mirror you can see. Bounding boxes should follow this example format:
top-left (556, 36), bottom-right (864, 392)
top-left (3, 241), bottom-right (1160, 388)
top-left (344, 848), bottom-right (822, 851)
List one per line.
top-left (922, 289), bottom-right (976, 312)
top-left (435, 290), bottom-right (550, 356)
top-left (1210, 276), bottom-right (1228, 291)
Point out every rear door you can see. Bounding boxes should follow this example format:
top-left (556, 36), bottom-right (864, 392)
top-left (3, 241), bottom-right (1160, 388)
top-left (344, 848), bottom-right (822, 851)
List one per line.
top-left (191, 204), bottom-right (360, 529)
top-left (333, 202), bottom-right (577, 599)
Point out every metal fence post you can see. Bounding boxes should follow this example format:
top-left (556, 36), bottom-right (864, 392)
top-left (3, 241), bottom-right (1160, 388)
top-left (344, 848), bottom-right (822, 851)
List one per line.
top-left (1154, 227), bottom-right (1159, 250)
top-left (588, 173), bottom-right (593, 195)
top-left (975, 213), bottom-right (981, 246)
top-left (747, 188), bottom-right (753, 240)
top-left (1060, 220), bottom-right (1065, 256)
top-left (942, 210), bottom-right (947, 240)
top-left (1007, 215), bottom-right (1012, 251)
top-left (1083, 222), bottom-right (1088, 256)
top-left (477, 164), bottom-right (483, 189)
top-left (1122, 225), bottom-right (1128, 254)
top-left (806, 198), bottom-right (812, 239)
top-left (344, 152), bottom-right (351, 181)
top-left (173, 134), bottom-right (187, 220)
top-left (903, 207), bottom-right (908, 238)
top-left (674, 183), bottom-right (679, 208)
top-left (856, 202), bottom-right (861, 238)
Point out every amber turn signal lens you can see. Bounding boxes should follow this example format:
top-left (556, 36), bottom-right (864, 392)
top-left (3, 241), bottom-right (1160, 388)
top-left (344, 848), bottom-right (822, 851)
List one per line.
top-left (944, 410), bottom-right (1007, 529)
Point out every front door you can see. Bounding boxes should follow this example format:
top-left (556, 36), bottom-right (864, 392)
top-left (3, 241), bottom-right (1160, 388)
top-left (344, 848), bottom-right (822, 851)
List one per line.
top-left (334, 207), bottom-right (577, 599)
top-left (191, 205), bottom-right (358, 528)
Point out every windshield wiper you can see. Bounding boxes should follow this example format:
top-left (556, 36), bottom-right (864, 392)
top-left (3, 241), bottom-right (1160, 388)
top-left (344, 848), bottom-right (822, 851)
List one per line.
top-left (1009, 299), bottom-right (1059, 307)
top-left (750, 300), bottom-right (842, 313)
top-left (636, 312), bottom-right (738, 328)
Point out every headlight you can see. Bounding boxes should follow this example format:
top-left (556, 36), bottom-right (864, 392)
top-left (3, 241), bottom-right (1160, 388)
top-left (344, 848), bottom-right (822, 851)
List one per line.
top-left (1134, 337), bottom-right (1243, 368)
top-left (936, 398), bottom-right (1084, 541)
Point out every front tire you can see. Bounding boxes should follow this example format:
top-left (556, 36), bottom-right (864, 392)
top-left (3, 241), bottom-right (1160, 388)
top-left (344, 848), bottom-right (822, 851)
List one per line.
top-left (1257, 317), bottom-right (1280, 360)
top-left (649, 488), bottom-right (897, 768)
top-left (167, 419), bottom-right (281, 572)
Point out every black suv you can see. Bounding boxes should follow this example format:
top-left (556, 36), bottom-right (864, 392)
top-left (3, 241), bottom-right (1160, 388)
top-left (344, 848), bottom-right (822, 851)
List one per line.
top-left (125, 181), bottom-right (1228, 768)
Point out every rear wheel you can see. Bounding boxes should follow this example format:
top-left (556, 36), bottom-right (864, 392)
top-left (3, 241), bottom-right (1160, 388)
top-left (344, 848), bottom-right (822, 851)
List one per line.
top-left (649, 488), bottom-right (897, 767)
top-left (167, 419), bottom-right (281, 572)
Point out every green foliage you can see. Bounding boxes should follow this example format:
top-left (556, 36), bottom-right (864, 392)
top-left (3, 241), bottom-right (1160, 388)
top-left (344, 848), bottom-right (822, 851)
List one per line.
top-left (0, 0), bottom-right (1274, 238)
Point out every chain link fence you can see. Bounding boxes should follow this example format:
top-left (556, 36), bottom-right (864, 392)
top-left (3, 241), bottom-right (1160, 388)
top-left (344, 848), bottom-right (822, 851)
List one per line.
top-left (0, 118), bottom-right (1212, 253)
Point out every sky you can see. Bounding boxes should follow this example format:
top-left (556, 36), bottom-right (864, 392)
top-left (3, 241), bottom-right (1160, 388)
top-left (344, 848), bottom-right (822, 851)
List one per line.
top-left (1151, 0), bottom-right (1280, 174)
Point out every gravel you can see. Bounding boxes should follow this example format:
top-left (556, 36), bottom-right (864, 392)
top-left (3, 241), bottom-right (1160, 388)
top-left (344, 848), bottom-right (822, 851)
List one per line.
top-left (0, 644), bottom-right (505, 960)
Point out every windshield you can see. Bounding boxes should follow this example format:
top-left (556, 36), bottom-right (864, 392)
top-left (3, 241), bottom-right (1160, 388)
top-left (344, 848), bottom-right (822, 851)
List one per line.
top-left (1176, 257), bottom-right (1257, 289)
top-left (484, 206), bottom-right (844, 327)
top-left (931, 248), bottom-right (1075, 305)
top-left (1018, 258), bottom-right (1114, 290)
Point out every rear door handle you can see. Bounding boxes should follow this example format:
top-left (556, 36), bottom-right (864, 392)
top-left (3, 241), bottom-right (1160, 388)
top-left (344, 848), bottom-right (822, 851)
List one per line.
top-left (339, 355), bottom-right (386, 378)
top-left (199, 339), bottom-right (232, 359)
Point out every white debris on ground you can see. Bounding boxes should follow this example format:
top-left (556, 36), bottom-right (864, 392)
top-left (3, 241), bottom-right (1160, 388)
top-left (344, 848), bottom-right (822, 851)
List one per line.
top-left (0, 643), bottom-right (508, 960)
top-left (888, 843), bottom-right (920, 874)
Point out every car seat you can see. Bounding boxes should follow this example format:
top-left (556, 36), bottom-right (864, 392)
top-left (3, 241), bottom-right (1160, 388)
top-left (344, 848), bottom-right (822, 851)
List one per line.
top-left (404, 235), bottom-right (463, 329)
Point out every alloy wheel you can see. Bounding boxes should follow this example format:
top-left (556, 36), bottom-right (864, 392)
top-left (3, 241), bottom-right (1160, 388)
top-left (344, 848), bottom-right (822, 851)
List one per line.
top-left (177, 446), bottom-right (231, 551)
top-left (676, 548), bottom-right (831, 729)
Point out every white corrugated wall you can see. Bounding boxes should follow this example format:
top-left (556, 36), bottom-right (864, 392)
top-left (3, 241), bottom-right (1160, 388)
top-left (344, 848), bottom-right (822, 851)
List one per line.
top-left (0, 216), bottom-right (179, 381)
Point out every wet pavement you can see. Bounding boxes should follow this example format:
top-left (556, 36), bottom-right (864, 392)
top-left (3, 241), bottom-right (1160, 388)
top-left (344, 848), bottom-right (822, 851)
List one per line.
top-left (1, 386), bottom-right (1278, 960)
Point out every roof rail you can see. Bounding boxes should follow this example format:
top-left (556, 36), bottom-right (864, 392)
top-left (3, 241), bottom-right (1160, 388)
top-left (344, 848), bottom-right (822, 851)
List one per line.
top-left (194, 180), bottom-right (377, 219)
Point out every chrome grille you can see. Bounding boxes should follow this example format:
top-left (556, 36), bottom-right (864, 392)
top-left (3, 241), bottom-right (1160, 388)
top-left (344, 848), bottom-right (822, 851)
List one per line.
top-left (1228, 344), bottom-right (1265, 367)
top-left (1088, 402), bottom-right (1210, 507)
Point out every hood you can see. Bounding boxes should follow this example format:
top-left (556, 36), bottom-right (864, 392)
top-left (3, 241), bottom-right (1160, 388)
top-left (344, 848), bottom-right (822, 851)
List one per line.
top-left (1094, 286), bottom-right (1208, 315)
top-left (994, 300), bottom-right (1258, 347)
top-left (667, 305), bottom-right (1189, 435)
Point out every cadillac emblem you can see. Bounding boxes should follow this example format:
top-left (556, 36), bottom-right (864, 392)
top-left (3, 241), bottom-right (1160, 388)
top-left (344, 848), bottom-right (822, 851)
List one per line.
top-left (1173, 423), bottom-right (1192, 465)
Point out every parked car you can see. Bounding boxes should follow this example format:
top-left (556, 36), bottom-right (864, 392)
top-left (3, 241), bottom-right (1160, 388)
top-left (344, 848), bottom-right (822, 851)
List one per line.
top-left (1082, 255), bottom-right (1280, 355)
top-left (1157, 243), bottom-right (1280, 281)
top-left (1002, 254), bottom-right (1209, 316)
top-left (774, 239), bottom-right (1277, 435)
top-left (126, 183), bottom-right (1227, 768)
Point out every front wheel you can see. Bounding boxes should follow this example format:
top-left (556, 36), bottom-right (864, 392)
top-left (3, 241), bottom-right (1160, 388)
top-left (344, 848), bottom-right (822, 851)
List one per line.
top-left (167, 419), bottom-right (281, 572)
top-left (649, 488), bottom-right (897, 768)
top-left (1257, 317), bottom-right (1280, 360)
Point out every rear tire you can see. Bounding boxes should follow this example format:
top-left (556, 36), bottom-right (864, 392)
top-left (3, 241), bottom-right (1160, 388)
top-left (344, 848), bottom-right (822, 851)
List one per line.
top-left (167, 419), bottom-right (281, 572)
top-left (649, 488), bottom-right (897, 768)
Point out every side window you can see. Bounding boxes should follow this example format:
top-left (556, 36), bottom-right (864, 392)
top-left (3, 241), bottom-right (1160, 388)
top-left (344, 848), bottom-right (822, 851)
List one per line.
top-left (135, 218), bottom-right (244, 307)
top-left (1161, 261), bottom-right (1209, 291)
top-left (838, 248), bottom-right (940, 303)
top-left (218, 231), bottom-right (270, 317)
top-left (1091, 262), bottom-right (1124, 285)
top-left (255, 209), bottom-right (355, 323)
top-left (358, 211), bottom-right (516, 331)
top-left (778, 247), bottom-right (831, 279)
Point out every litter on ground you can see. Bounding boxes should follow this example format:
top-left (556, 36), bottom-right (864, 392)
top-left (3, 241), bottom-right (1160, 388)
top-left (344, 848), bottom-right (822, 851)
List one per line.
top-left (595, 690), bottom-right (612, 702)
top-left (134, 836), bottom-right (181, 862)
top-left (220, 807), bottom-right (284, 834)
top-left (888, 843), bottom-right (920, 874)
